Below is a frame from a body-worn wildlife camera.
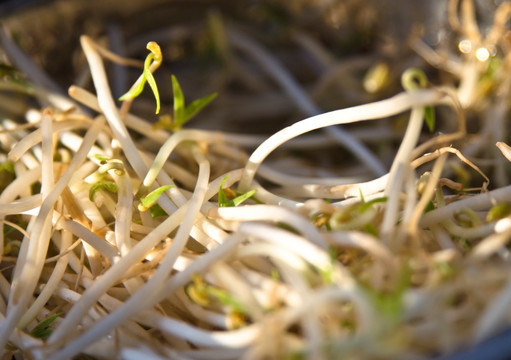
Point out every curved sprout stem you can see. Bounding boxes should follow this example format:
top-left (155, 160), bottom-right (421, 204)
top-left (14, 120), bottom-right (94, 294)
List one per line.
top-left (238, 89), bottom-right (446, 192)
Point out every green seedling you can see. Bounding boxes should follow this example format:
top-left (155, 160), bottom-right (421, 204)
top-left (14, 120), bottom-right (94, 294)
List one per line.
top-left (30, 313), bottom-right (62, 340)
top-left (154, 75), bottom-right (217, 131)
top-left (424, 105), bottom-right (435, 132)
top-left (329, 197), bottom-right (387, 233)
top-left (92, 154), bottom-right (111, 163)
top-left (119, 41), bottom-right (162, 114)
top-left (138, 185), bottom-right (174, 211)
top-left (218, 175), bottom-right (256, 207)
top-left (186, 275), bottom-right (247, 315)
top-left (168, 75), bottom-right (217, 131)
top-left (89, 181), bottom-right (118, 202)
top-left (149, 204), bottom-right (168, 218)
top-left (487, 203), bottom-right (511, 222)
top-left (401, 67), bottom-right (435, 132)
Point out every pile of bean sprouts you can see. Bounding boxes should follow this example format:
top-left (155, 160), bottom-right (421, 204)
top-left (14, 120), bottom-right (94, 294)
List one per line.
top-left (2, 0), bottom-right (511, 359)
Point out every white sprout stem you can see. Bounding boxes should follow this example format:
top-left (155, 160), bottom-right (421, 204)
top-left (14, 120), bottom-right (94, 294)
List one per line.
top-left (228, 28), bottom-right (385, 177)
top-left (470, 227), bottom-right (511, 260)
top-left (50, 145), bottom-right (210, 360)
top-left (208, 204), bottom-right (326, 248)
top-left (457, 61), bottom-right (479, 107)
top-left (0, 195), bottom-right (41, 215)
top-left (408, 153), bottom-right (448, 237)
top-left (401, 165), bottom-right (418, 226)
top-left (154, 162), bottom-right (228, 249)
top-left (80, 36), bottom-right (146, 178)
top-left (235, 242), bottom-right (311, 281)
top-left (40, 110), bottom-right (54, 198)
top-left (110, 166), bottom-right (147, 294)
top-left (153, 315), bottom-right (260, 349)
top-left (110, 168), bottom-right (134, 256)
top-left (380, 162), bottom-right (404, 236)
top-left (0, 165), bottom-right (41, 255)
top-left (57, 219), bottom-right (118, 263)
top-left (140, 129), bottom-right (218, 193)
top-left (48, 199), bottom-right (189, 344)
top-left (49, 169), bottom-right (243, 345)
top-left (384, 106), bottom-right (424, 196)
top-left (237, 222), bottom-right (337, 279)
top-left (238, 89), bottom-right (445, 192)
top-left (17, 229), bottom-right (72, 329)
top-left (257, 164), bottom-right (362, 187)
top-left (0, 117), bottom-right (105, 350)
top-left (420, 185), bottom-right (511, 227)
top-left (80, 36), bottom-right (178, 217)
top-left (8, 118), bottom-right (95, 162)
top-left (281, 174), bottom-right (390, 200)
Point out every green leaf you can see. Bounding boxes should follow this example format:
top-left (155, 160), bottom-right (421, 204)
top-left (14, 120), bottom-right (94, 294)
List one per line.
top-left (89, 182), bottom-right (118, 201)
top-left (30, 313), bottom-right (62, 339)
top-left (359, 197), bottom-right (387, 213)
top-left (139, 185), bottom-right (174, 211)
top-left (171, 75), bottom-right (217, 131)
top-left (118, 76), bottom-right (146, 101)
top-left (218, 176), bottom-right (229, 207)
top-left (0, 161), bottom-right (14, 174)
top-left (424, 200), bottom-right (435, 213)
top-left (424, 106), bottom-right (435, 132)
top-left (172, 75), bottom-right (186, 127)
top-left (92, 154), bottom-right (110, 163)
top-left (0, 161), bottom-right (15, 192)
top-left (149, 203), bottom-right (168, 218)
top-left (207, 286), bottom-right (247, 314)
top-left (119, 42), bottom-right (162, 114)
top-left (487, 203), bottom-right (511, 222)
top-left (184, 92), bottom-right (217, 123)
top-left (230, 189), bottom-right (257, 207)
top-left (145, 68), bottom-right (160, 114)
top-left (218, 175), bottom-right (256, 207)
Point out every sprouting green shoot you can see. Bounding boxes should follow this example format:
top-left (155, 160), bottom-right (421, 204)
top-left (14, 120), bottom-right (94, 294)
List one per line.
top-left (358, 197), bottom-right (387, 213)
top-left (186, 275), bottom-right (247, 314)
top-left (218, 176), bottom-right (229, 207)
top-left (401, 68), bottom-right (428, 91)
top-left (208, 286), bottom-right (247, 314)
top-left (30, 313), bottom-right (62, 340)
top-left (138, 185), bottom-right (174, 211)
top-left (424, 105), bottom-right (435, 132)
top-left (92, 153), bottom-right (111, 163)
top-left (89, 181), bottom-right (118, 202)
top-left (168, 75), bottom-right (217, 131)
top-left (401, 68), bottom-right (435, 131)
top-left (218, 175), bottom-right (256, 207)
top-left (149, 204), bottom-right (168, 218)
top-left (119, 41), bottom-right (162, 114)
top-left (486, 203), bottom-right (511, 222)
